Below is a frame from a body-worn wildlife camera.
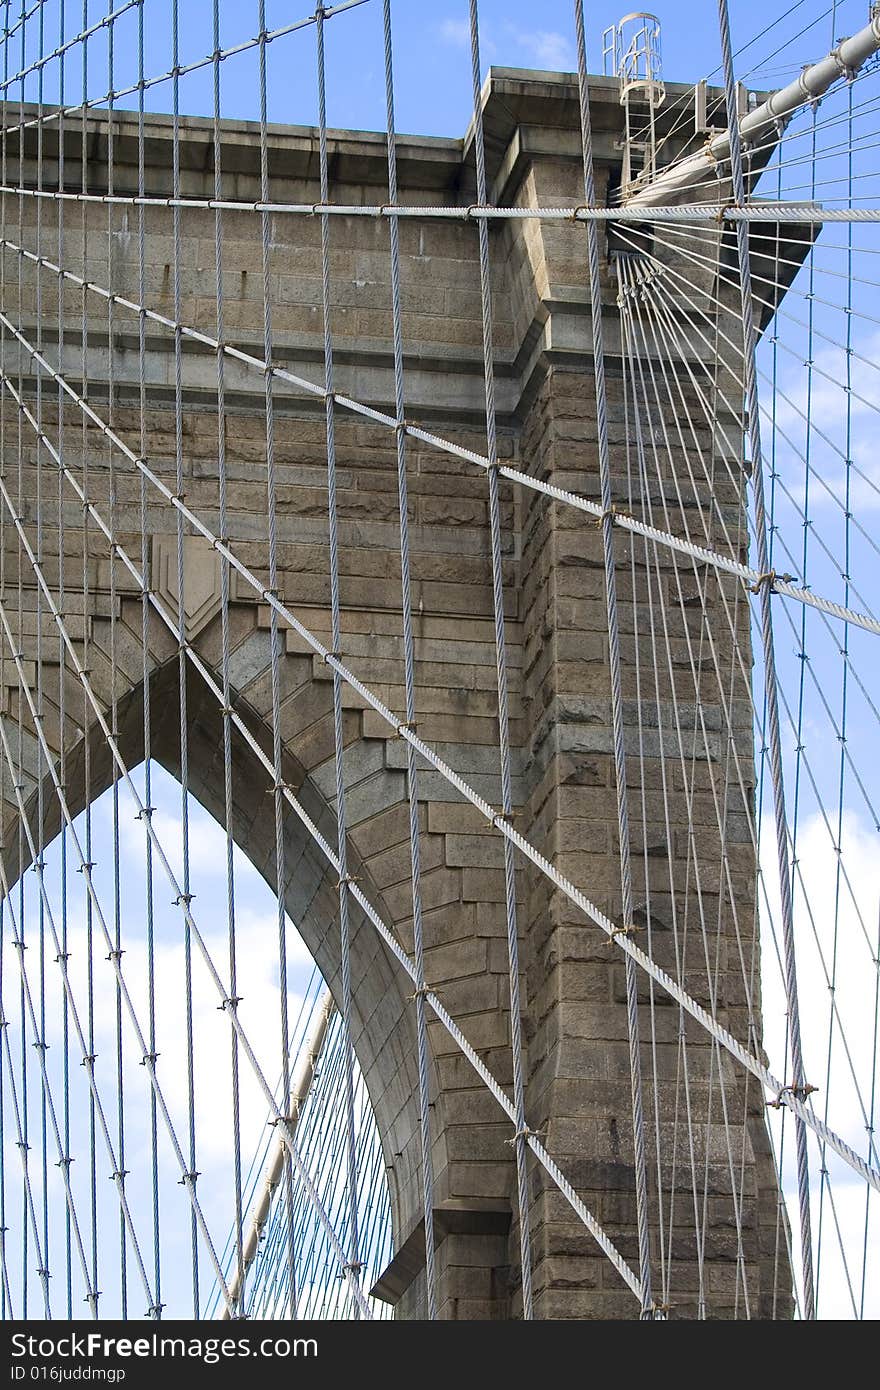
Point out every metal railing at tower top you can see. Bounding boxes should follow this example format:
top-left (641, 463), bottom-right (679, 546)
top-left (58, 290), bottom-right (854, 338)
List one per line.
top-left (0, 0), bottom-right (877, 1325)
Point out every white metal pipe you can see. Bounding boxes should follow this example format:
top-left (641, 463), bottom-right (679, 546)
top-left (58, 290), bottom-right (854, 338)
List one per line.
top-left (220, 990), bottom-right (336, 1319)
top-left (628, 10), bottom-right (880, 207)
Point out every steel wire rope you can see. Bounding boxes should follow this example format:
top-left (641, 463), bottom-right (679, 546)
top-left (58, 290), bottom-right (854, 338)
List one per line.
top-left (2, 335), bottom-right (875, 1203)
top-left (469, 0), bottom-right (535, 1318)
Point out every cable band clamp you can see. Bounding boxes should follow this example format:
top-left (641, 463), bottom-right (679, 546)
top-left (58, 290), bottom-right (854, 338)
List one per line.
top-left (767, 1081), bottom-right (819, 1110)
top-left (506, 1125), bottom-right (546, 1146)
top-left (748, 569), bottom-right (794, 594)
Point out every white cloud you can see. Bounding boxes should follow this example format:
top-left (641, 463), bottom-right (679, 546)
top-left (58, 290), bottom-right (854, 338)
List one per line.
top-left (438, 18), bottom-right (470, 48)
top-left (53, 899), bottom-right (302, 1169)
top-left (759, 806), bottom-right (880, 1317)
top-left (111, 782), bottom-right (234, 886)
top-left (769, 328), bottom-right (880, 516)
top-left (0, 761), bottom-right (330, 1314)
top-left (508, 27), bottom-right (575, 71)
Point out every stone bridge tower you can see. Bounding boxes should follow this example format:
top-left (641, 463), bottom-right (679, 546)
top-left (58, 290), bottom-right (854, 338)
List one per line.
top-left (0, 69), bottom-right (800, 1318)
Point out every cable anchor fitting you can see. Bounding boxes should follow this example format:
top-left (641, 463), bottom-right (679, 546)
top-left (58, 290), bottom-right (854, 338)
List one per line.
top-left (607, 922), bottom-right (641, 945)
top-left (409, 983), bottom-right (439, 1003)
top-left (647, 1300), bottom-right (672, 1318)
top-left (506, 1125), bottom-right (546, 1146)
top-left (266, 779), bottom-right (293, 795)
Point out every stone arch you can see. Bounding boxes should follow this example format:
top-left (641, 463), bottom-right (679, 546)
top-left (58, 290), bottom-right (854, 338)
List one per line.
top-left (0, 595), bottom-right (440, 1303)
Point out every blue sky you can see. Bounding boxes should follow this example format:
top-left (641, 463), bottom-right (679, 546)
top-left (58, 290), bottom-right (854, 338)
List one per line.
top-left (10, 0), bottom-right (866, 135)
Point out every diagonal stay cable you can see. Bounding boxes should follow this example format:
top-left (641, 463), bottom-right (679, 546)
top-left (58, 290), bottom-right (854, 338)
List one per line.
top-left (619, 254), bottom-right (758, 1314)
top-left (0, 718), bottom-right (156, 1316)
top-left (0, 471), bottom-right (373, 1320)
top-left (2, 333), bottom-right (877, 1199)
top-left (0, 0), bottom-right (369, 144)
top-left (0, 848), bottom-right (101, 1315)
top-left (639, 265), bottom-right (880, 974)
top-left (610, 224), bottom-right (880, 623)
top-left (0, 245), bottom-right (875, 637)
top-left (3, 361), bottom-right (878, 1230)
top-left (0, 372), bottom-right (645, 1305)
top-left (0, 600), bottom-right (232, 1316)
top-left (0, 950), bottom-right (50, 1318)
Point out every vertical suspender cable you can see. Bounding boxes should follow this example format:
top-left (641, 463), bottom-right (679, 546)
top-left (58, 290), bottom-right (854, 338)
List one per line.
top-left (56, 0), bottom-right (74, 1318)
top-left (16, 0), bottom-right (29, 1316)
top-left (170, 0), bottom-right (200, 1318)
top-left (573, 0), bottom-right (654, 1317)
top-left (79, 0), bottom-right (100, 1315)
top-left (0, 8), bottom-right (9, 1320)
top-left (33, 0), bottom-right (51, 1310)
top-left (715, 0), bottom-right (815, 1320)
top-left (136, 0), bottom-right (162, 1317)
top-left (314, 4), bottom-right (362, 1315)
top-left (105, 0), bottom-right (128, 1316)
top-left (256, 0), bottom-right (297, 1318)
top-left (764, 118), bottom-right (790, 1321)
top-left (789, 98), bottom-right (817, 1305)
top-left (466, 0), bottom-right (534, 1319)
top-left (214, 0), bottom-right (246, 1322)
top-left (380, 0), bottom-right (437, 1319)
